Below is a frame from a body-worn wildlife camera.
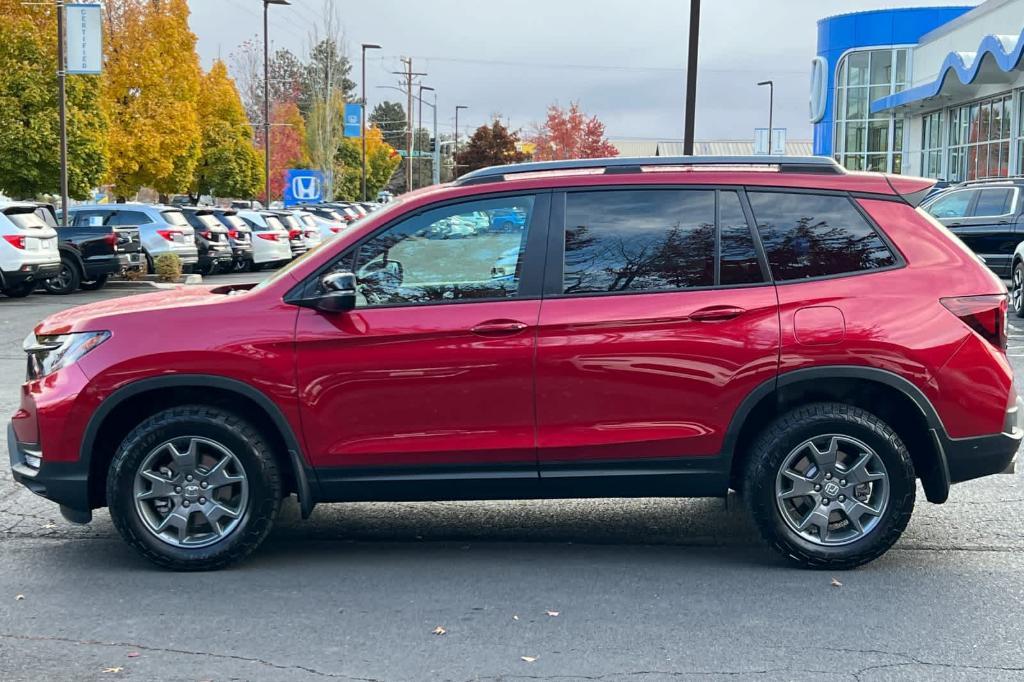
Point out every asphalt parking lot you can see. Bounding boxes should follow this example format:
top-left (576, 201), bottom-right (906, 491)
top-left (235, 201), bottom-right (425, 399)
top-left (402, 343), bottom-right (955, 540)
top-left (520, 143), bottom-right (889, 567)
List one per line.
top-left (1, 279), bottom-right (1023, 681)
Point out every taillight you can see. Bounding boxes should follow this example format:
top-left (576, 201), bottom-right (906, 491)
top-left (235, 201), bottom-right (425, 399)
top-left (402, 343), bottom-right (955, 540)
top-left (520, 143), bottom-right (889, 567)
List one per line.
top-left (257, 233), bottom-right (278, 241)
top-left (941, 295), bottom-right (1008, 350)
top-left (3, 235), bottom-right (26, 249)
top-left (227, 230), bottom-right (238, 239)
top-left (156, 229), bottom-right (182, 241)
top-left (343, 215), bottom-right (354, 223)
top-left (288, 229), bottom-right (301, 239)
top-left (200, 230), bottom-right (212, 239)
top-left (329, 227), bottom-right (342, 234)
top-left (103, 233), bottom-right (118, 247)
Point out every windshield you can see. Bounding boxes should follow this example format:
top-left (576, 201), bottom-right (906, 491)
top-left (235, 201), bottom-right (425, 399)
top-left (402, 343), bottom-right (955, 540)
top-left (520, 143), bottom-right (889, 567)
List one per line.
top-left (300, 214), bottom-right (318, 227)
top-left (161, 210), bottom-right (190, 227)
top-left (5, 210), bottom-right (47, 230)
top-left (220, 215), bottom-right (247, 230)
top-left (265, 215), bottom-right (285, 231)
top-left (278, 214), bottom-right (300, 230)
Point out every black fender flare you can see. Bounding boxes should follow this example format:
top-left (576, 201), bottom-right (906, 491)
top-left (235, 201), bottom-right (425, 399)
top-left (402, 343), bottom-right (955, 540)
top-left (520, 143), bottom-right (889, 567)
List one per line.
top-left (722, 365), bottom-right (950, 503)
top-left (82, 374), bottom-right (318, 518)
top-left (56, 243), bottom-right (87, 277)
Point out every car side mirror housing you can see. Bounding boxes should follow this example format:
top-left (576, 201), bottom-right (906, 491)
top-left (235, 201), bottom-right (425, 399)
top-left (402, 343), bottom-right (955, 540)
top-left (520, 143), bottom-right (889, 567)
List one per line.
top-left (297, 271), bottom-right (357, 313)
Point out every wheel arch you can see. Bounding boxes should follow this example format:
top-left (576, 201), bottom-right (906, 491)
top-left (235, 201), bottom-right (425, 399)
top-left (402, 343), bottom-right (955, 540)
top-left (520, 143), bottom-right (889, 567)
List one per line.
top-left (725, 366), bottom-right (950, 504)
top-left (83, 374), bottom-right (317, 517)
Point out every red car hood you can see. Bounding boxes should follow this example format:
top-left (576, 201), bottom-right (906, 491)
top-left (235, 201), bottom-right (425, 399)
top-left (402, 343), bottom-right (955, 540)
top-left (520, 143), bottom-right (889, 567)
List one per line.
top-left (35, 285), bottom-right (233, 335)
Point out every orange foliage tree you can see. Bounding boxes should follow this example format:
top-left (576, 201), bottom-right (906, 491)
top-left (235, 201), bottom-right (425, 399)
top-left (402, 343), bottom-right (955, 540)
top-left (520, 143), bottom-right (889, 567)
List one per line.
top-left (530, 102), bottom-right (618, 161)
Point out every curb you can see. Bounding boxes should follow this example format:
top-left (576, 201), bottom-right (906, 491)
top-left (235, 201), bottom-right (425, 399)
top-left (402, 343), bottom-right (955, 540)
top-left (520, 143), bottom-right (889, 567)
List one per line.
top-left (107, 274), bottom-right (204, 290)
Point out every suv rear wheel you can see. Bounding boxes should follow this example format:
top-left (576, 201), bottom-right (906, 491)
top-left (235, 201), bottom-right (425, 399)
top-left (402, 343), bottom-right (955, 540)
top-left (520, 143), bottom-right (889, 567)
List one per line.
top-left (743, 403), bottom-right (915, 569)
top-left (107, 405), bottom-right (281, 571)
top-left (3, 281), bottom-right (36, 298)
top-left (1012, 261), bottom-right (1024, 318)
top-left (42, 258), bottom-right (81, 295)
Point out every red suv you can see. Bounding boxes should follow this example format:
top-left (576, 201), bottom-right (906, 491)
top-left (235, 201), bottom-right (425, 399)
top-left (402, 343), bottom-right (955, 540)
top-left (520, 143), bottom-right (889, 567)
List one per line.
top-left (9, 157), bottom-right (1020, 570)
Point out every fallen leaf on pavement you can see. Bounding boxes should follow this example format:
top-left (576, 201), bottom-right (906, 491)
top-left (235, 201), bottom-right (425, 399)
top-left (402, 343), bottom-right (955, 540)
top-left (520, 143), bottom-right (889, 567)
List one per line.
top-left (41, 523), bottom-right (56, 529)
top-left (432, 626), bottom-right (446, 636)
top-left (545, 610), bottom-right (560, 617)
top-left (14, 595), bottom-right (24, 601)
top-left (521, 656), bottom-right (537, 663)
top-left (126, 652), bottom-right (140, 658)
top-left (831, 578), bottom-right (843, 587)
top-left (512, 615), bottom-right (519, 621)
top-left (101, 668), bottom-right (123, 674)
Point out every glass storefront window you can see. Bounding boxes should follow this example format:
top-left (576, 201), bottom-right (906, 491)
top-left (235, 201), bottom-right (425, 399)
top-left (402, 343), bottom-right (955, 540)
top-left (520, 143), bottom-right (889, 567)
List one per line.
top-left (946, 93), bottom-right (1014, 181)
top-left (833, 47), bottom-right (908, 173)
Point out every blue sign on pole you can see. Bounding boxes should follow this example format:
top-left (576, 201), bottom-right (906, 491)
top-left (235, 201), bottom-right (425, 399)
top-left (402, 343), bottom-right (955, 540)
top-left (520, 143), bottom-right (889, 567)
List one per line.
top-left (344, 103), bottom-right (363, 137)
top-left (283, 169), bottom-right (324, 206)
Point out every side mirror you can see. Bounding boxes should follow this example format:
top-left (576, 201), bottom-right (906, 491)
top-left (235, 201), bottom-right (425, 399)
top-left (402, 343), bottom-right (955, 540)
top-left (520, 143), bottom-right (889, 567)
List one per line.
top-left (298, 271), bottom-right (357, 313)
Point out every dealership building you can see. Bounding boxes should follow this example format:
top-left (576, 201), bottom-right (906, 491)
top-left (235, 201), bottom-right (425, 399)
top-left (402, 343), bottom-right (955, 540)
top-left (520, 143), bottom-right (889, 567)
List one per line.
top-left (813, 0), bottom-right (1024, 180)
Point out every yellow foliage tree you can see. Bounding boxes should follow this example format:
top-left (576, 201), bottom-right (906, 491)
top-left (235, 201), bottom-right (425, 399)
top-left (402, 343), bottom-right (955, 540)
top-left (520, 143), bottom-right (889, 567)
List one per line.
top-left (334, 126), bottom-right (401, 201)
top-left (103, 0), bottom-right (202, 198)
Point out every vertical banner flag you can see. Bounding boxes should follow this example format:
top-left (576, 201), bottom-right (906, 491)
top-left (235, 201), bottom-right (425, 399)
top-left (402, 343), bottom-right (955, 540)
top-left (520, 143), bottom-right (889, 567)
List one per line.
top-left (344, 103), bottom-right (363, 137)
top-left (65, 4), bottom-right (103, 75)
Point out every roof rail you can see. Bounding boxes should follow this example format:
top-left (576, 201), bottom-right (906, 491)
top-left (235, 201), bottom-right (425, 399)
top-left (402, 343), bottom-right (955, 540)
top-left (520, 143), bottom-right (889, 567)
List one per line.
top-left (453, 155), bottom-right (844, 186)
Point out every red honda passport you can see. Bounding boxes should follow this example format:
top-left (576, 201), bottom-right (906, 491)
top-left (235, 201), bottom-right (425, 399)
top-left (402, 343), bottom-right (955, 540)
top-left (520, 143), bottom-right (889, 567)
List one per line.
top-left (9, 156), bottom-right (1020, 570)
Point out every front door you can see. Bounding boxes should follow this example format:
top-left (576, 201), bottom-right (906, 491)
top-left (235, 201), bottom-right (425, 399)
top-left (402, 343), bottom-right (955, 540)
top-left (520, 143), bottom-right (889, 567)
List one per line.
top-left (295, 193), bottom-right (548, 476)
top-left (535, 188), bottom-right (780, 482)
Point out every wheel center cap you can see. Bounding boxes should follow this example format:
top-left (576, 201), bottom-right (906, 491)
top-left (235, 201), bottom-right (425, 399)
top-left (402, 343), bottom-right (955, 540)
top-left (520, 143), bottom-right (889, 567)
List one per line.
top-left (183, 483), bottom-right (202, 500)
top-left (823, 481), bottom-right (841, 497)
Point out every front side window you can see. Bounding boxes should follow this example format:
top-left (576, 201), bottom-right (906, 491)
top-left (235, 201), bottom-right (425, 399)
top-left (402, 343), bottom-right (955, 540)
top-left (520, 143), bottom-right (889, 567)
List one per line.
top-left (927, 190), bottom-right (974, 219)
top-left (748, 192), bottom-right (896, 281)
top-left (562, 189), bottom-right (715, 294)
top-left (345, 195), bottom-right (535, 306)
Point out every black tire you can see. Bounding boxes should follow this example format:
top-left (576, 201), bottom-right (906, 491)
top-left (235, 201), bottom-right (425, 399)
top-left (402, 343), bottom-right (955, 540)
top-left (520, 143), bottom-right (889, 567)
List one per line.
top-left (1012, 261), bottom-right (1024, 318)
top-left (107, 405), bottom-right (282, 571)
top-left (3, 281), bottom-right (36, 298)
top-left (144, 251), bottom-right (155, 275)
top-left (42, 258), bottom-right (81, 295)
top-left (79, 274), bottom-right (109, 291)
top-left (743, 403), bottom-right (915, 570)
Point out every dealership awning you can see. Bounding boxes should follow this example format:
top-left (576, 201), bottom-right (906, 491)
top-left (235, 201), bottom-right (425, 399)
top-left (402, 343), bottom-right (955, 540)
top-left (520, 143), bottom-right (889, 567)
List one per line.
top-left (872, 28), bottom-right (1024, 113)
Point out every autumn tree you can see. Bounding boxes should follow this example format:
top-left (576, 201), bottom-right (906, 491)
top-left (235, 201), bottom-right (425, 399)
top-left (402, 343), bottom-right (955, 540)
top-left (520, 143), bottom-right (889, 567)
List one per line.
top-left (0, 1), bottom-right (107, 200)
top-left (333, 126), bottom-right (401, 201)
top-left (530, 102), bottom-right (618, 161)
top-left (266, 100), bottom-right (309, 202)
top-left (455, 120), bottom-right (530, 175)
top-left (191, 60), bottom-right (263, 201)
top-left (104, 0), bottom-right (202, 198)
top-left (304, 3), bottom-right (350, 201)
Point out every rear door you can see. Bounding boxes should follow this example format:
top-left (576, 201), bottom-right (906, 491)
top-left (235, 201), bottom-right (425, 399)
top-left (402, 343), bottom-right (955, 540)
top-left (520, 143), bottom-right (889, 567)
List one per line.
top-left (534, 187), bottom-right (780, 482)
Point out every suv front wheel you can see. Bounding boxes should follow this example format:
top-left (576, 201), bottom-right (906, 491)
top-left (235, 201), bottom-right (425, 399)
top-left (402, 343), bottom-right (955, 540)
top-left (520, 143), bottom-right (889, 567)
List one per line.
top-left (743, 403), bottom-right (915, 569)
top-left (107, 405), bottom-right (281, 571)
top-left (1012, 261), bottom-right (1024, 318)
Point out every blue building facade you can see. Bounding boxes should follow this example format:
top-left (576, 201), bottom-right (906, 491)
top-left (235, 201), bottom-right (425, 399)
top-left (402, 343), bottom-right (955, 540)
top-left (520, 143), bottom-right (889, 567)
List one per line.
top-left (813, 6), bottom-right (972, 172)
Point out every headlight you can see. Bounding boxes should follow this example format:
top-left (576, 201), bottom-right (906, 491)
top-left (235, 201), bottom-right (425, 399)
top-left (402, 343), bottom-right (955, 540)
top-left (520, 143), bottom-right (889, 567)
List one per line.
top-left (23, 331), bottom-right (109, 380)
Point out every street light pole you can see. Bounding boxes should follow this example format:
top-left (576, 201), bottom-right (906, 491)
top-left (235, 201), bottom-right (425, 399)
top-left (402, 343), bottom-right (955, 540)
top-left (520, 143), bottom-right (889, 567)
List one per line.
top-left (758, 80), bottom-right (774, 155)
top-left (55, 0), bottom-right (68, 225)
top-left (418, 85), bottom-right (434, 189)
top-left (683, 0), bottom-right (701, 155)
top-left (263, 0), bottom-right (290, 207)
top-left (432, 91), bottom-right (439, 185)
top-left (360, 43), bottom-right (381, 201)
top-left (454, 105), bottom-right (468, 179)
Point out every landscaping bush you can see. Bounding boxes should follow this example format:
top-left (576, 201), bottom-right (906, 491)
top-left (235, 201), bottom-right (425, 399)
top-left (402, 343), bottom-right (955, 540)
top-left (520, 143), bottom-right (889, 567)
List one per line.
top-left (153, 253), bottom-right (182, 282)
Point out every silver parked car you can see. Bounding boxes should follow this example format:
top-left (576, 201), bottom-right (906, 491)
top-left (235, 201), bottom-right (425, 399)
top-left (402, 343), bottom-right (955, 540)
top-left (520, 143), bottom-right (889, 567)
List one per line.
top-left (68, 203), bottom-right (200, 273)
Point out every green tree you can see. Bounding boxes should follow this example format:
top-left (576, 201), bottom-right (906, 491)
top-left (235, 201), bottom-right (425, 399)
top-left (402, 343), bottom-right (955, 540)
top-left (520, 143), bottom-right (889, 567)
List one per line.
top-left (333, 126), bottom-right (400, 201)
top-left (104, 0), bottom-right (202, 198)
top-left (301, 38), bottom-right (355, 115)
top-left (191, 60), bottom-right (263, 200)
top-left (369, 101), bottom-right (407, 151)
top-left (0, 4), bottom-right (107, 200)
top-left (455, 120), bottom-right (530, 175)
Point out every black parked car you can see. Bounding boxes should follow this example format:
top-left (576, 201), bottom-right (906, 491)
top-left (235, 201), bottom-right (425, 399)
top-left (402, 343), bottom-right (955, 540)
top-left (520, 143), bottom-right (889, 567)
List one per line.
top-left (36, 203), bottom-right (143, 295)
top-left (179, 207), bottom-right (233, 275)
top-left (210, 208), bottom-right (254, 272)
top-left (922, 178), bottom-right (1024, 277)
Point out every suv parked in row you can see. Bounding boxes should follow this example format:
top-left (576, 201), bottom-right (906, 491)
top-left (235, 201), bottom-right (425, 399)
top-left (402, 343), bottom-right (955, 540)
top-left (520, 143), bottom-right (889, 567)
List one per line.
top-left (179, 207), bottom-right (234, 275)
top-left (68, 204), bottom-right (200, 274)
top-left (922, 178), bottom-right (1024, 277)
top-left (10, 156), bottom-right (1020, 571)
top-left (210, 208), bottom-right (255, 273)
top-left (0, 202), bottom-right (60, 297)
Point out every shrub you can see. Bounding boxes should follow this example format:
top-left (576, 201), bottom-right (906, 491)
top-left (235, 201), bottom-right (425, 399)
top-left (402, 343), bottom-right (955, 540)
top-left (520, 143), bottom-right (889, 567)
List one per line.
top-left (153, 253), bottom-right (182, 282)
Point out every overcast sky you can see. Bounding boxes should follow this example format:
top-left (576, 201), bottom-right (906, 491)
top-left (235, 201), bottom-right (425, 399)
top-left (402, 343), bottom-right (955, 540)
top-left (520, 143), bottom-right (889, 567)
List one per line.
top-left (189, 0), bottom-right (977, 143)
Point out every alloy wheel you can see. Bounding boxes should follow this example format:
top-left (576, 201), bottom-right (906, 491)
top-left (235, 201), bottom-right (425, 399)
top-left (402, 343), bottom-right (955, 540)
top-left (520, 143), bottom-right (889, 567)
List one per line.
top-left (1013, 267), bottom-right (1023, 314)
top-left (50, 264), bottom-right (74, 291)
top-left (133, 437), bottom-right (249, 548)
top-left (774, 434), bottom-right (889, 546)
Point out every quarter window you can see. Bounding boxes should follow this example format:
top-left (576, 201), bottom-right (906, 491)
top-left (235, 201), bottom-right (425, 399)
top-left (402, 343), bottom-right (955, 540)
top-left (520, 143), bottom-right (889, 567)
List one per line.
top-left (562, 189), bottom-right (715, 294)
top-left (348, 195), bottom-right (535, 306)
top-left (747, 192), bottom-right (896, 281)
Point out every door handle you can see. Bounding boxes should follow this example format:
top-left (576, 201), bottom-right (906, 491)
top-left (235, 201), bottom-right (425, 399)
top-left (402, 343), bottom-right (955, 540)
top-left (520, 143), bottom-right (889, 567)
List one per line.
top-left (471, 319), bottom-right (529, 336)
top-left (689, 306), bottom-right (745, 322)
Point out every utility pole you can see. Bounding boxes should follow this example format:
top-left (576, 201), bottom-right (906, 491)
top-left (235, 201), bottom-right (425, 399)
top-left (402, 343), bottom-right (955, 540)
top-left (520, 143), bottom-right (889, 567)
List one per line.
top-left (454, 105), bottom-right (468, 179)
top-left (393, 58), bottom-right (426, 193)
top-left (432, 91), bottom-right (440, 185)
top-left (360, 43), bottom-right (381, 201)
top-left (262, 0), bottom-right (290, 206)
top-left (418, 85), bottom-right (434, 189)
top-left (55, 0), bottom-right (68, 225)
top-left (757, 80), bottom-right (774, 155)
top-left (683, 0), bottom-right (700, 156)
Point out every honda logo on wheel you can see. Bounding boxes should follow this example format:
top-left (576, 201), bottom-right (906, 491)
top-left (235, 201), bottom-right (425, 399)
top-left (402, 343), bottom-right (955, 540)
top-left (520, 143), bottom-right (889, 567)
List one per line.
top-left (283, 169), bottom-right (325, 206)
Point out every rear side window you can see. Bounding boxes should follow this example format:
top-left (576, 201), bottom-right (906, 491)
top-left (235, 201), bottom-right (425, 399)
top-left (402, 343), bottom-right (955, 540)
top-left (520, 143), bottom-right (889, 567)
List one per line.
top-left (562, 189), bottom-right (715, 293)
top-left (972, 188), bottom-right (1016, 217)
top-left (747, 192), bottom-right (896, 281)
top-left (109, 211), bottom-right (151, 226)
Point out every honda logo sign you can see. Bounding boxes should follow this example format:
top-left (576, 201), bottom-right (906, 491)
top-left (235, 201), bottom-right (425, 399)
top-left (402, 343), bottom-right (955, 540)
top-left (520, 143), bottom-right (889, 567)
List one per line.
top-left (283, 169), bottom-right (324, 206)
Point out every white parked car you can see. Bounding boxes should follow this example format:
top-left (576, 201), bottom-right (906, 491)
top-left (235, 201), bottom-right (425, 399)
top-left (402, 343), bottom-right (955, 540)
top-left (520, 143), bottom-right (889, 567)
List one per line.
top-left (293, 209), bottom-right (343, 241)
top-left (236, 209), bottom-right (292, 271)
top-left (0, 202), bottom-right (61, 298)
